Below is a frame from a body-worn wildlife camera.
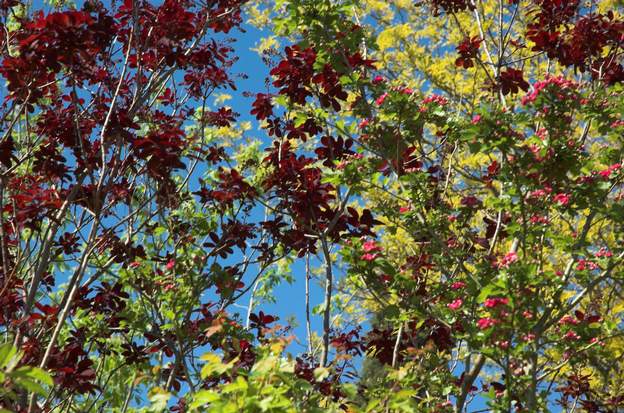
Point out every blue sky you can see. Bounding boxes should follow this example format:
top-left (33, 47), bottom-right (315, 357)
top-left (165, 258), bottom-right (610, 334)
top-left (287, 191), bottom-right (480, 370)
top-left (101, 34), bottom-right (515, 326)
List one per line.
top-left (207, 18), bottom-right (338, 355)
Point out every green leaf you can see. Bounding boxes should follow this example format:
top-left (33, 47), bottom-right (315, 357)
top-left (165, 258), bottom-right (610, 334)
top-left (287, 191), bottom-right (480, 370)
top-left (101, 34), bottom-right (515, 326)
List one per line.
top-left (477, 281), bottom-right (506, 303)
top-left (13, 366), bottom-right (53, 386)
top-left (200, 353), bottom-right (235, 379)
top-left (189, 390), bottom-right (219, 410)
top-left (342, 383), bottom-right (358, 399)
top-left (251, 355), bottom-right (278, 375)
top-left (148, 389), bottom-right (171, 412)
top-left (11, 377), bottom-right (46, 396)
top-left (0, 343), bottom-right (17, 369)
top-left (384, 304), bottom-right (401, 319)
top-left (313, 367), bottom-right (330, 382)
top-left (153, 226), bottom-right (167, 237)
top-left (312, 303), bottom-right (325, 315)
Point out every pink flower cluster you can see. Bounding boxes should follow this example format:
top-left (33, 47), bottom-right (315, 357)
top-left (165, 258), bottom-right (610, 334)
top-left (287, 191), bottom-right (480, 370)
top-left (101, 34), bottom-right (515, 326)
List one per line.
top-left (577, 163), bottom-right (622, 184)
top-left (576, 259), bottom-right (599, 271)
top-left (390, 85), bottom-right (414, 95)
top-left (361, 239), bottom-right (382, 262)
top-left (372, 75), bottom-right (385, 85)
top-left (522, 333), bottom-right (536, 342)
top-left (564, 331), bottom-right (581, 341)
top-left (451, 281), bottom-right (466, 290)
top-left (594, 247), bottom-right (613, 258)
top-left (529, 186), bottom-right (552, 199)
top-left (553, 193), bottom-right (570, 206)
top-left (597, 163), bottom-right (621, 179)
top-left (375, 92), bottom-right (388, 106)
top-left (529, 215), bottom-right (550, 225)
top-left (477, 317), bottom-right (499, 330)
top-left (484, 297), bottom-right (509, 308)
top-left (559, 315), bottom-right (580, 326)
top-left (336, 153), bottom-right (364, 170)
top-left (497, 252), bottom-right (518, 268)
top-left (521, 75), bottom-right (578, 106)
top-left (421, 94), bottom-right (448, 106)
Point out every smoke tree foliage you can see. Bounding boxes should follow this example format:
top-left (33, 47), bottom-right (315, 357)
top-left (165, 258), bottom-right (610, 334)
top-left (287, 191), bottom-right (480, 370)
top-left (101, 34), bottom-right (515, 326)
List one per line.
top-left (0, 0), bottom-right (623, 411)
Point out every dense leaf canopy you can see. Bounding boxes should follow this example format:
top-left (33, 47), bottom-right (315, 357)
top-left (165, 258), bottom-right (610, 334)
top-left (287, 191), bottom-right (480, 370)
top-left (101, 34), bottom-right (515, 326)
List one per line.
top-left (0, 0), bottom-right (623, 412)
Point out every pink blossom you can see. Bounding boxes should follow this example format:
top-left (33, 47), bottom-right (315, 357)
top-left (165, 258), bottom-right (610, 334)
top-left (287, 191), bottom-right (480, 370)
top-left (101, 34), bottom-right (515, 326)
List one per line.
top-left (471, 115), bottom-right (481, 124)
top-left (522, 333), bottom-right (536, 342)
top-left (553, 193), bottom-right (570, 206)
top-left (447, 299), bottom-right (463, 310)
top-left (164, 283), bottom-right (176, 292)
top-left (375, 92), bottom-right (388, 106)
top-left (529, 215), bottom-right (550, 225)
top-left (528, 144), bottom-right (542, 160)
top-left (372, 75), bottom-right (385, 85)
top-left (594, 247), bottom-right (613, 258)
top-left (358, 119), bottom-right (370, 129)
top-left (564, 331), bottom-right (580, 341)
top-left (496, 340), bottom-right (510, 349)
top-left (529, 188), bottom-right (550, 199)
top-left (451, 281), bottom-right (466, 290)
top-left (576, 259), bottom-right (599, 271)
top-left (361, 253), bottom-right (379, 262)
top-left (522, 75), bottom-right (578, 106)
top-left (165, 259), bottom-right (176, 271)
top-left (362, 240), bottom-right (382, 253)
top-left (484, 297), bottom-right (509, 308)
top-left (559, 315), bottom-right (580, 326)
top-left (498, 252), bottom-right (518, 268)
top-left (536, 127), bottom-right (548, 139)
top-left (422, 94), bottom-right (448, 106)
top-left (590, 337), bottom-right (605, 346)
top-left (477, 317), bottom-right (498, 330)
top-left (598, 163), bottom-right (621, 179)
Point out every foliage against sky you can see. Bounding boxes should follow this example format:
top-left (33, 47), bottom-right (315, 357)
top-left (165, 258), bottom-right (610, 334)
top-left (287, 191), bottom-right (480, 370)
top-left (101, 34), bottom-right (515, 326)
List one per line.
top-left (0, 0), bottom-right (623, 412)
